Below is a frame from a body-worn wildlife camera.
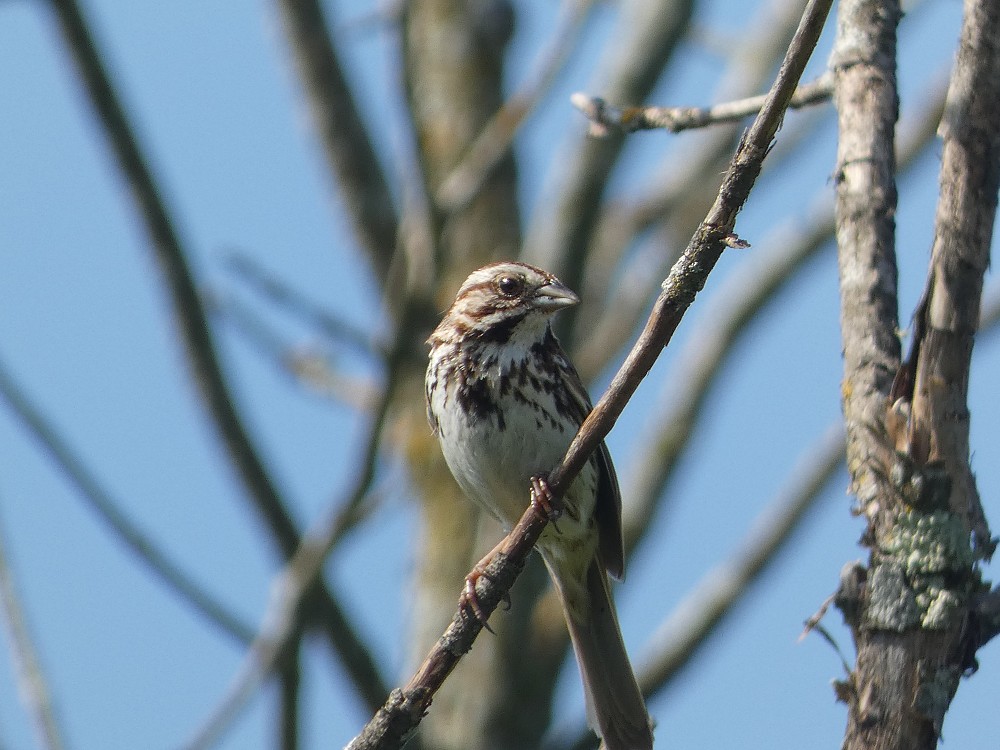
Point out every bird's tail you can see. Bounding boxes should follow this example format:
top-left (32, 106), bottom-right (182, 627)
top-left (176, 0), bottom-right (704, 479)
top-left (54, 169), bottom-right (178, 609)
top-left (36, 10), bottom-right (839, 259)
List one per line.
top-left (558, 559), bottom-right (653, 750)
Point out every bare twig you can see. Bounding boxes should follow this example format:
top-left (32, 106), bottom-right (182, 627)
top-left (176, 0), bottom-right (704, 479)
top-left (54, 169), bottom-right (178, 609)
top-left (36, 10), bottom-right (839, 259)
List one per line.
top-left (48, 0), bottom-right (387, 713)
top-left (0, 512), bottom-right (66, 750)
top-left (571, 71), bottom-right (833, 137)
top-left (0, 356), bottom-right (254, 645)
top-left (436, 0), bottom-right (596, 211)
top-left (831, 0), bottom-right (902, 505)
top-left (345, 501), bottom-right (547, 750)
top-left (348, 1), bottom-right (834, 746)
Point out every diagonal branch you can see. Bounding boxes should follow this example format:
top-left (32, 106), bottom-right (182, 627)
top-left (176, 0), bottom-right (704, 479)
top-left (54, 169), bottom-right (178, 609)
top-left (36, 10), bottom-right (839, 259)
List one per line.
top-left (346, 1), bottom-right (834, 746)
top-left (550, 0), bottom-right (834, 497)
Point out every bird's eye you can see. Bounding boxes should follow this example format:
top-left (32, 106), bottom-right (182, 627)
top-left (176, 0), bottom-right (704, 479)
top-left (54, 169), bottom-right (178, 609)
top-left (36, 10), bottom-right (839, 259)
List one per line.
top-left (495, 275), bottom-right (524, 298)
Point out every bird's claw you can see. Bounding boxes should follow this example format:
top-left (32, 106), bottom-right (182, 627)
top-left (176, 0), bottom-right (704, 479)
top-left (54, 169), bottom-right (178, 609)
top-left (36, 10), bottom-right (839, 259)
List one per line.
top-left (530, 475), bottom-right (562, 532)
top-left (460, 567), bottom-right (509, 632)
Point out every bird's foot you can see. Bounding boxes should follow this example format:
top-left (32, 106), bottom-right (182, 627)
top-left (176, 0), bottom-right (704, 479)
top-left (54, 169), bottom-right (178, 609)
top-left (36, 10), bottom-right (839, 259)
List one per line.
top-left (530, 474), bottom-right (562, 532)
top-left (459, 545), bottom-right (511, 632)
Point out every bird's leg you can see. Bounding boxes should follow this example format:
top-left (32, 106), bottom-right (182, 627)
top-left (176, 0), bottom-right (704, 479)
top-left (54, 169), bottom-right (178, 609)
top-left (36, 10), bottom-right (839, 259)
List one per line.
top-left (459, 537), bottom-right (511, 632)
top-left (530, 474), bottom-right (562, 532)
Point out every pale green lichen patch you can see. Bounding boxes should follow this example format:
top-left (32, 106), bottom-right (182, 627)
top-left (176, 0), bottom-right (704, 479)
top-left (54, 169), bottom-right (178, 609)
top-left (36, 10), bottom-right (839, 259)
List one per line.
top-left (863, 563), bottom-right (920, 631)
top-left (881, 510), bottom-right (973, 575)
top-left (920, 587), bottom-right (962, 629)
top-left (874, 510), bottom-right (975, 630)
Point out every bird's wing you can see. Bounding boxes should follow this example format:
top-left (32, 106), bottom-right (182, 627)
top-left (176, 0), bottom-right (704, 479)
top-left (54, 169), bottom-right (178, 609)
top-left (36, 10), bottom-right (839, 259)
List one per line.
top-left (558, 354), bottom-right (625, 580)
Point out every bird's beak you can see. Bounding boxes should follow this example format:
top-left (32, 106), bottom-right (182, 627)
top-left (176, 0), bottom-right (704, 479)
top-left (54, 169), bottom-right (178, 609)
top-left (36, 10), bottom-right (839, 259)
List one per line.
top-left (534, 280), bottom-right (580, 311)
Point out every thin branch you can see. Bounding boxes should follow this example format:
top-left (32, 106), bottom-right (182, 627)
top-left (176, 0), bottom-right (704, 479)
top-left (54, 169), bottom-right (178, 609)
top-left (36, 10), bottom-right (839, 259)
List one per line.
top-left (275, 0), bottom-right (400, 281)
top-left (0, 512), bottom-right (66, 750)
top-left (435, 0), bottom-right (596, 211)
top-left (571, 71), bottom-right (833, 137)
top-left (346, 500), bottom-right (549, 750)
top-left (0, 355), bottom-right (254, 646)
top-left (549, 0), bottom-right (834, 498)
top-left (831, 0), bottom-right (902, 506)
top-left (347, 2), bottom-right (834, 747)
top-left (47, 0), bottom-right (387, 710)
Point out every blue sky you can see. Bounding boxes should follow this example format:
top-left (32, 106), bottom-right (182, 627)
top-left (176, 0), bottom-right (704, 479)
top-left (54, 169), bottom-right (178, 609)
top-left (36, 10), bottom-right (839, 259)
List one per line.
top-left (1, 1), bottom-right (997, 749)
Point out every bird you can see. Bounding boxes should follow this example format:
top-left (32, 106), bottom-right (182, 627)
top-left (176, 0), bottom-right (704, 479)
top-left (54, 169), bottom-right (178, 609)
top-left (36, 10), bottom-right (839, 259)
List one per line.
top-left (425, 261), bottom-right (653, 750)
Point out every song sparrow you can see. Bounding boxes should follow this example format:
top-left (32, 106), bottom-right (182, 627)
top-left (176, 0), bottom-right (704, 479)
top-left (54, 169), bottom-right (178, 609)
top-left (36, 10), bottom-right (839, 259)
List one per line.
top-left (425, 262), bottom-right (653, 750)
